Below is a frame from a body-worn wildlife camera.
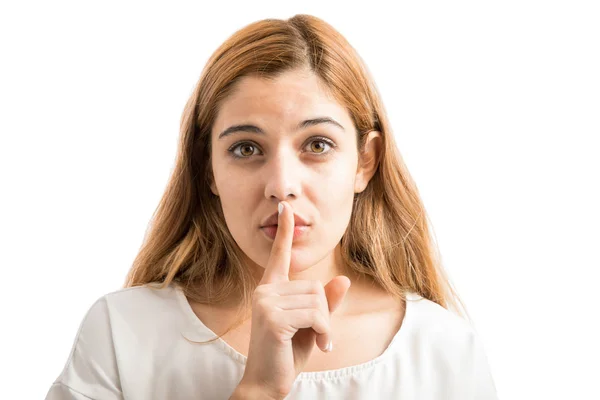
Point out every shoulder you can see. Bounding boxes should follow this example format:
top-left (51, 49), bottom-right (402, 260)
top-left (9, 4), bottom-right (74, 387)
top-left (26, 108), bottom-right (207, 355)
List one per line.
top-left (405, 292), bottom-right (481, 356)
top-left (402, 292), bottom-right (498, 398)
top-left (60, 283), bottom-right (182, 363)
top-left (65, 282), bottom-right (179, 344)
top-left (89, 283), bottom-right (185, 337)
top-left (101, 283), bottom-right (180, 314)
top-left (49, 284), bottom-right (183, 395)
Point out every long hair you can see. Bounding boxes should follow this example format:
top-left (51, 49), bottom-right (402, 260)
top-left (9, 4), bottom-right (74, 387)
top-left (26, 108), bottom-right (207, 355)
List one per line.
top-left (124, 14), bottom-right (470, 340)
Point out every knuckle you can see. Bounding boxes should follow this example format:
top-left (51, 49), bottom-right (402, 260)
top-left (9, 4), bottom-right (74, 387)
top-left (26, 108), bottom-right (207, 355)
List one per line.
top-left (264, 310), bottom-right (282, 331)
top-left (252, 288), bottom-right (263, 301)
top-left (254, 296), bottom-right (270, 311)
top-left (251, 292), bottom-right (261, 307)
top-left (255, 304), bottom-right (275, 325)
top-left (311, 280), bottom-right (323, 295)
top-left (311, 308), bottom-right (321, 321)
top-left (254, 283), bottom-right (270, 296)
top-left (313, 309), bottom-right (329, 332)
top-left (253, 284), bottom-right (276, 303)
top-left (310, 294), bottom-right (321, 309)
top-left (263, 308), bottom-right (275, 323)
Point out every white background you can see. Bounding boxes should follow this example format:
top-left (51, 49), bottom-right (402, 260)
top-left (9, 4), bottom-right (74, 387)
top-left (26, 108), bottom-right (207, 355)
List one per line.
top-left (1, 1), bottom-right (598, 399)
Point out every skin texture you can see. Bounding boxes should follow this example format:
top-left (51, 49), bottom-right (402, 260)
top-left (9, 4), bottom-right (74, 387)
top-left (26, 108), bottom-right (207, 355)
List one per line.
top-left (209, 67), bottom-right (382, 314)
top-left (240, 200), bottom-right (351, 397)
top-left (200, 68), bottom-right (407, 394)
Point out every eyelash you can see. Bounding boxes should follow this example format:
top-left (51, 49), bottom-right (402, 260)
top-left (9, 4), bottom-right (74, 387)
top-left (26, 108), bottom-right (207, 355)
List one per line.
top-left (227, 136), bottom-right (337, 160)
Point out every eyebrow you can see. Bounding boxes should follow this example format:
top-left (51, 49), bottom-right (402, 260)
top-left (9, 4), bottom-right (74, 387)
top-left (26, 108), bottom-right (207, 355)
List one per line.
top-left (217, 117), bottom-right (345, 140)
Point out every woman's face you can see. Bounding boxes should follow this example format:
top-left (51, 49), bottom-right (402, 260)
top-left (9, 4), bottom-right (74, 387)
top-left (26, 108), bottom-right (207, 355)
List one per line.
top-left (210, 68), bottom-right (370, 276)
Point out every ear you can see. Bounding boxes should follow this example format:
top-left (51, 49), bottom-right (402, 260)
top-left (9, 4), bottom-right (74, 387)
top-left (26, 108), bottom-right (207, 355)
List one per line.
top-left (208, 170), bottom-right (219, 196)
top-left (210, 181), bottom-right (219, 196)
top-left (354, 130), bottom-right (382, 193)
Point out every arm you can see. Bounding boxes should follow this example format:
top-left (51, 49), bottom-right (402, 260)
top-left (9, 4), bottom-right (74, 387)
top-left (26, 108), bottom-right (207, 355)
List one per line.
top-left (468, 331), bottom-right (499, 399)
top-left (44, 297), bottom-right (123, 400)
top-left (229, 380), bottom-right (285, 400)
top-left (46, 382), bottom-right (97, 400)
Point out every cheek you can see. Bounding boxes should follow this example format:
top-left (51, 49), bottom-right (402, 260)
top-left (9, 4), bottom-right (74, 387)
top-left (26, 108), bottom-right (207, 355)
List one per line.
top-left (215, 176), bottom-right (254, 229)
top-left (316, 171), bottom-right (356, 228)
top-left (324, 157), bottom-right (356, 195)
top-left (216, 170), bottom-right (252, 200)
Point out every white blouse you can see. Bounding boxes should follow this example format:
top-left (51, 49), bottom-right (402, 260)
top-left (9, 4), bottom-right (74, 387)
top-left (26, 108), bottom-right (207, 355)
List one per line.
top-left (45, 283), bottom-right (498, 399)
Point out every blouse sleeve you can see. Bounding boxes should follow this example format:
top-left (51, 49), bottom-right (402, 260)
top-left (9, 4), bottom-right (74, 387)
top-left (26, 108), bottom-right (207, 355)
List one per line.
top-left (45, 296), bottom-right (123, 400)
top-left (469, 331), bottom-right (499, 399)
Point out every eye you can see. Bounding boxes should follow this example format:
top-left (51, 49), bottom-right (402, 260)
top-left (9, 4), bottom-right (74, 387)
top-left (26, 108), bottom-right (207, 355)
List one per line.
top-left (305, 137), bottom-right (335, 155)
top-left (309, 139), bottom-right (329, 154)
top-left (227, 136), bottom-right (336, 160)
top-left (231, 143), bottom-right (258, 158)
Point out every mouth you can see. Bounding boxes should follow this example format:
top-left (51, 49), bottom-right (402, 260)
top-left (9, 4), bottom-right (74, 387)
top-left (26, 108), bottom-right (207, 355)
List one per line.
top-left (261, 223), bottom-right (309, 228)
top-left (260, 224), bottom-right (310, 240)
top-left (261, 211), bottom-right (311, 228)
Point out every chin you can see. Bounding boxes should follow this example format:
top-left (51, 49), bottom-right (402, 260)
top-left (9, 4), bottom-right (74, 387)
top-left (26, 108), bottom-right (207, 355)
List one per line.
top-left (288, 252), bottom-right (324, 273)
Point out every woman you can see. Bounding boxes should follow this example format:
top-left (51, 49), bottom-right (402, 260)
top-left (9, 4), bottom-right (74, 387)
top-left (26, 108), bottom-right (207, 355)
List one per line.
top-left (46, 14), bottom-right (498, 400)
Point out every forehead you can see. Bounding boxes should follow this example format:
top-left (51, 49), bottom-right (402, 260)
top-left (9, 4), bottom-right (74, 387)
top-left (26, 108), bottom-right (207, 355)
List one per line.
top-left (212, 69), bottom-right (352, 134)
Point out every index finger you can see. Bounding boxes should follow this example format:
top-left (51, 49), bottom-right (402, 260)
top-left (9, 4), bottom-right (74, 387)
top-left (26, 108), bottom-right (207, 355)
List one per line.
top-left (260, 201), bottom-right (294, 284)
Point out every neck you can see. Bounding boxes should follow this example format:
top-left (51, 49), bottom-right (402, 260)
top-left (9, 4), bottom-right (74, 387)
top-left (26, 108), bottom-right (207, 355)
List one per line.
top-left (240, 243), bottom-right (384, 316)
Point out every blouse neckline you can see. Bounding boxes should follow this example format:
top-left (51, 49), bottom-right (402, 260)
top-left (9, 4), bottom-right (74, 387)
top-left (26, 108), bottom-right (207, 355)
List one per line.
top-left (175, 283), bottom-right (420, 381)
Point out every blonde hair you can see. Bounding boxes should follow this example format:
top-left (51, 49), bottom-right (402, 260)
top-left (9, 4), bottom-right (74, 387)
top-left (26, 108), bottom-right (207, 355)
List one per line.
top-left (124, 14), bottom-right (470, 341)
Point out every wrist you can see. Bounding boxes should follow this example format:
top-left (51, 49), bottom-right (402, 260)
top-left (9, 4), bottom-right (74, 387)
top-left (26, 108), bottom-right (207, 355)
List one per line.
top-left (231, 380), bottom-right (285, 400)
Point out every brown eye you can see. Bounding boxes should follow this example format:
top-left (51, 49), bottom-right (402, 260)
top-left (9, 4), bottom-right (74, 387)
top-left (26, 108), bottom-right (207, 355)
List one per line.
top-left (310, 140), bottom-right (327, 153)
top-left (305, 137), bottom-right (335, 156)
top-left (228, 137), bottom-right (335, 160)
top-left (239, 144), bottom-right (255, 157)
top-left (228, 142), bottom-right (262, 159)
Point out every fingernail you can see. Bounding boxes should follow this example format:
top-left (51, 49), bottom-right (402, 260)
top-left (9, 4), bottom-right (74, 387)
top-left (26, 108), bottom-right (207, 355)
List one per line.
top-left (278, 202), bottom-right (284, 215)
top-left (325, 340), bottom-right (333, 352)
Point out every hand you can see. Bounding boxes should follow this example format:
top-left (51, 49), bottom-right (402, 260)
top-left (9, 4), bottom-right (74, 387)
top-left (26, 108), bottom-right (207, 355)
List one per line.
top-left (238, 201), bottom-right (351, 399)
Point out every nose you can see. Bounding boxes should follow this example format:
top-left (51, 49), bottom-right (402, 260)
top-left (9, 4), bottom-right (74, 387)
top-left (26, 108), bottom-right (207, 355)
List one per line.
top-left (263, 148), bottom-right (303, 203)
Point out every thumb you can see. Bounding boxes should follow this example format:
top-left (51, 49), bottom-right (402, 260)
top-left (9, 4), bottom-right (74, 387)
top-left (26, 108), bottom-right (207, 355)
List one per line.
top-left (313, 276), bottom-right (351, 353)
top-left (323, 276), bottom-right (351, 314)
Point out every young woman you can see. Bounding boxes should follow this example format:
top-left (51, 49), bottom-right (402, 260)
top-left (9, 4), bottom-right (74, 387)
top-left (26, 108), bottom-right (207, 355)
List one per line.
top-left (46, 14), bottom-right (498, 400)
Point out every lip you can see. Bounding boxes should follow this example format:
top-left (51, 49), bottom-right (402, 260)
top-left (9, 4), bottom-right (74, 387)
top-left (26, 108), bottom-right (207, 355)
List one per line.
top-left (261, 225), bottom-right (310, 241)
top-left (260, 211), bottom-right (310, 228)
